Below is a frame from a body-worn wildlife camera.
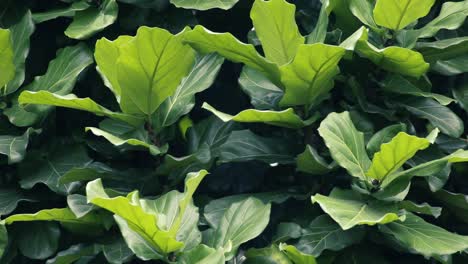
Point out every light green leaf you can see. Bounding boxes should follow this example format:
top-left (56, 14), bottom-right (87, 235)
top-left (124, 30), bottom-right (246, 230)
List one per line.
top-left (379, 213), bottom-right (468, 257)
top-left (399, 201), bottom-right (441, 218)
top-left (296, 145), bottom-right (337, 175)
top-left (152, 53), bottom-right (224, 130)
top-left (32, 1), bottom-right (90, 23)
top-left (217, 130), bottom-right (295, 164)
top-left (0, 128), bottom-right (37, 164)
top-left (19, 91), bottom-right (144, 127)
top-left (202, 102), bottom-right (316, 129)
top-left (67, 194), bottom-right (95, 219)
top-left (296, 215), bottom-right (365, 256)
top-left (65, 0), bottom-right (118, 40)
top-left (373, 0), bottom-right (436, 30)
top-left (366, 130), bottom-right (438, 181)
top-left (2, 11), bottom-right (34, 95)
top-left (239, 66), bottom-right (284, 110)
top-left (5, 43), bottom-right (93, 127)
top-left (353, 28), bottom-right (429, 77)
top-left (0, 28), bottom-right (15, 89)
top-left (279, 44), bottom-right (345, 107)
top-left (311, 188), bottom-right (405, 230)
top-left (177, 244), bottom-right (225, 264)
top-left (279, 243), bottom-right (317, 264)
top-left (250, 0), bottom-right (304, 65)
top-left (397, 97), bottom-right (464, 138)
top-left (183, 25), bottom-right (280, 84)
top-left (114, 27), bottom-right (196, 116)
top-left (367, 124), bottom-right (407, 156)
top-left (0, 188), bottom-right (36, 216)
top-left (318, 111), bottom-right (371, 180)
top-left (382, 74), bottom-right (455, 105)
top-left (170, 0), bottom-right (239, 10)
top-left (46, 244), bottom-right (100, 264)
top-left (85, 127), bottom-right (167, 156)
top-left (3, 207), bottom-right (103, 227)
top-left (245, 245), bottom-right (291, 264)
top-left (207, 197), bottom-right (271, 260)
top-left (417, 1), bottom-right (468, 39)
top-left (349, 0), bottom-right (379, 30)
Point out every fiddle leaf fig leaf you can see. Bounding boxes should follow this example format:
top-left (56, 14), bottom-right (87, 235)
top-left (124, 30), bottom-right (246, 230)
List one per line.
top-left (279, 243), bottom-right (317, 264)
top-left (311, 188), bottom-right (406, 230)
top-left (296, 145), bottom-right (337, 175)
top-left (399, 201), bottom-right (442, 218)
top-left (202, 103), bottom-right (317, 129)
top-left (367, 124), bottom-right (407, 156)
top-left (0, 128), bottom-right (37, 164)
top-left (32, 1), bottom-right (90, 23)
top-left (0, 28), bottom-right (15, 90)
top-left (170, 0), bottom-right (239, 11)
top-left (250, 0), bottom-right (304, 65)
top-left (239, 66), bottom-right (284, 110)
top-left (349, 0), bottom-right (379, 30)
top-left (417, 1), bottom-right (468, 39)
top-left (373, 0), bottom-right (436, 30)
top-left (318, 112), bottom-right (371, 180)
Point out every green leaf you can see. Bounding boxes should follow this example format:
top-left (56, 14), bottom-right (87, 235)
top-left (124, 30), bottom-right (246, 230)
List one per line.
top-left (367, 124), bottom-right (407, 156)
top-left (0, 128), bottom-right (37, 164)
top-left (0, 224), bottom-right (6, 258)
top-left (19, 145), bottom-right (90, 194)
top-left (0, 28), bottom-right (15, 89)
top-left (306, 0), bottom-right (331, 44)
top-left (434, 190), bottom-right (468, 223)
top-left (244, 245), bottom-right (291, 264)
top-left (183, 25), bottom-right (280, 85)
top-left (366, 130), bottom-right (438, 181)
top-left (279, 243), bottom-right (317, 264)
top-left (170, 0), bottom-right (239, 10)
top-left (32, 1), bottom-right (90, 23)
top-left (152, 53), bottom-right (224, 130)
top-left (373, 0), bottom-right (436, 30)
top-left (65, 0), bottom-right (118, 40)
top-left (177, 244), bottom-right (225, 264)
top-left (250, 0), bottom-right (304, 65)
top-left (453, 84), bottom-right (468, 111)
top-left (5, 43), bottom-right (94, 127)
top-left (217, 130), bottom-right (295, 164)
top-left (431, 56), bottom-right (468, 76)
top-left (2, 11), bottom-right (34, 95)
top-left (279, 43), bottom-right (345, 107)
top-left (416, 37), bottom-right (468, 64)
top-left (382, 74), bottom-right (455, 106)
top-left (17, 222), bottom-right (60, 260)
top-left (296, 145), bottom-right (337, 175)
top-left (203, 103), bottom-right (317, 129)
top-left (296, 215), bottom-right (365, 256)
top-left (379, 213), bottom-right (468, 257)
top-left (0, 188), bottom-right (36, 216)
top-left (85, 127), bottom-right (167, 156)
top-left (352, 28), bottom-right (429, 77)
top-left (311, 188), bottom-right (405, 230)
top-left (399, 201), bottom-right (442, 218)
top-left (239, 66), bottom-right (284, 110)
top-left (397, 97), bottom-right (464, 138)
top-left (46, 244), bottom-right (100, 264)
top-left (318, 111), bottom-right (371, 180)
top-left (273, 222), bottom-right (302, 243)
top-left (19, 91), bottom-right (144, 127)
top-left (67, 194), bottom-right (95, 219)
top-left (417, 1), bottom-right (468, 39)
top-left (206, 197), bottom-right (271, 260)
top-left (102, 238), bottom-right (133, 264)
top-left (349, 0), bottom-right (379, 30)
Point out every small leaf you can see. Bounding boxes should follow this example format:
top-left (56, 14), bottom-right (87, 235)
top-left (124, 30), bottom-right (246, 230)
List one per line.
top-left (0, 28), bottom-right (15, 89)
top-left (279, 243), bottom-right (317, 264)
top-left (349, 0), bottom-right (379, 30)
top-left (373, 0), bottom-right (436, 30)
top-left (296, 145), bottom-right (337, 175)
top-left (46, 244), bottom-right (100, 264)
top-left (170, 0), bottom-right (239, 10)
top-left (239, 67), bottom-right (284, 110)
top-left (32, 1), bottom-right (90, 23)
top-left (416, 37), bottom-right (468, 65)
top-left (379, 213), bottom-right (468, 257)
top-left (203, 103), bottom-right (317, 129)
top-left (318, 111), bottom-right (371, 180)
top-left (311, 188), bottom-right (405, 230)
top-left (250, 0), bottom-right (304, 65)
top-left (0, 128), bottom-right (37, 164)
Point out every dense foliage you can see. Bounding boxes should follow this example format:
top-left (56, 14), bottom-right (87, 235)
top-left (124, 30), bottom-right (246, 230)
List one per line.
top-left (0, 0), bottom-right (468, 263)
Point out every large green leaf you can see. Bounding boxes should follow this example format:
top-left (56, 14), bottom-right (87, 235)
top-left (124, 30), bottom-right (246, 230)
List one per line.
top-left (170, 0), bottom-right (239, 10)
top-left (101, 238), bottom-right (133, 264)
top-left (399, 201), bottom-right (442, 218)
top-left (0, 28), bottom-right (15, 89)
top-left (18, 91), bottom-right (144, 127)
top-left (311, 188), bottom-right (405, 230)
top-left (0, 128), bottom-right (36, 164)
top-left (32, 1), bottom-right (90, 23)
top-left (379, 213), bottom-right (468, 257)
top-left (296, 145), bottom-right (337, 175)
top-left (349, 0), bottom-right (379, 30)
top-left (152, 53), bottom-right (224, 130)
top-left (416, 37), bottom-right (468, 64)
top-left (3, 208), bottom-right (103, 227)
top-left (397, 97), bottom-right (464, 138)
top-left (279, 44), bottom-right (345, 107)
top-left (373, 0), bottom-right (436, 30)
top-left (202, 103), bottom-right (316, 129)
top-left (2, 11), bottom-right (34, 95)
top-left (351, 28), bottom-right (429, 77)
top-left (5, 43), bottom-right (93, 127)
top-left (64, 0), bottom-right (118, 40)
top-left (17, 222), bottom-right (60, 260)
top-left (250, 0), bottom-right (304, 65)
top-left (417, 1), bottom-right (468, 39)
top-left (296, 215), bottom-right (365, 256)
top-left (110, 27), bottom-right (196, 116)
top-left (0, 188), bottom-right (35, 216)
top-left (366, 130), bottom-right (438, 181)
top-left (177, 244), bottom-right (225, 264)
top-left (239, 66), bottom-right (284, 110)
top-left (366, 124), bottom-right (407, 156)
top-left (183, 25), bottom-right (280, 84)
top-left (318, 111), bottom-right (371, 180)
top-left (206, 197), bottom-right (271, 260)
